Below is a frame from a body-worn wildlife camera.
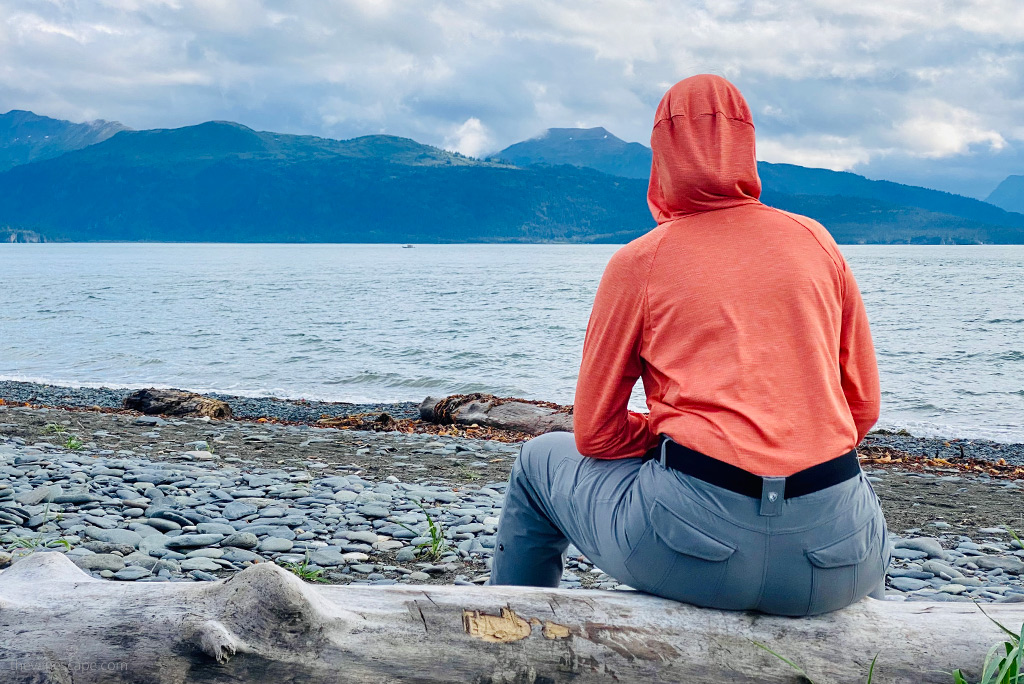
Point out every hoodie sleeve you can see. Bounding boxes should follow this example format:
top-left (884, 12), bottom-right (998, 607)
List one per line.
top-left (573, 244), bottom-right (659, 458)
top-left (839, 262), bottom-right (881, 443)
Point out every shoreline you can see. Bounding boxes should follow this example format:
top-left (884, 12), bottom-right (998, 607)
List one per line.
top-left (2, 379), bottom-right (1022, 460)
top-left (1, 398), bottom-right (1024, 603)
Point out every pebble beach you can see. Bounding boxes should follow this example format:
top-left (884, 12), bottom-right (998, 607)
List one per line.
top-left (3, 380), bottom-right (1024, 606)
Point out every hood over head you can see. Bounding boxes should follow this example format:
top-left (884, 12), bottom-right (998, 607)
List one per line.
top-left (648, 74), bottom-right (762, 223)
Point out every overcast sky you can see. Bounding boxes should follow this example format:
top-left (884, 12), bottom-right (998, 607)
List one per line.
top-left (1, 0), bottom-right (1021, 198)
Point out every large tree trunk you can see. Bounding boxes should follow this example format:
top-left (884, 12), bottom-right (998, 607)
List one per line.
top-left (0, 551), bottom-right (1018, 683)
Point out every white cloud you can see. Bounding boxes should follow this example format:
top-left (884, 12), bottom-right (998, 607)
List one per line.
top-left (443, 117), bottom-right (492, 158)
top-left (0, 0), bottom-right (1020, 195)
top-left (896, 103), bottom-right (1006, 159)
top-left (757, 136), bottom-right (875, 171)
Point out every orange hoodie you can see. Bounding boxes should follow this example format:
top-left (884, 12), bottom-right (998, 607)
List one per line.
top-left (573, 74), bottom-right (880, 476)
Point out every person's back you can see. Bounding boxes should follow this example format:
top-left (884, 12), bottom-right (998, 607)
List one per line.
top-left (575, 202), bottom-right (877, 475)
top-left (573, 74), bottom-right (879, 475)
top-left (491, 74), bottom-right (890, 617)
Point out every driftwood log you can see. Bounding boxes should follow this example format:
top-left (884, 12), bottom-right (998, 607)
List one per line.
top-left (420, 394), bottom-right (573, 435)
top-left (0, 552), bottom-right (1019, 683)
top-left (123, 388), bottom-right (232, 419)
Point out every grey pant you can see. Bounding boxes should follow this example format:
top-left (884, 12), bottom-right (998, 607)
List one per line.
top-left (491, 432), bottom-right (890, 616)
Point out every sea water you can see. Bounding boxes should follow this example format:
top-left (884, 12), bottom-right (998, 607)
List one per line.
top-left (1, 243), bottom-right (1021, 442)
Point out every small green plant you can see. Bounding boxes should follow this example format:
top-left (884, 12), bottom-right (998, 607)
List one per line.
top-left (948, 529), bottom-right (1024, 683)
top-left (43, 422), bottom-right (85, 450)
top-left (951, 602), bottom-right (1024, 683)
top-left (44, 423), bottom-right (68, 437)
top-left (393, 499), bottom-right (450, 562)
top-left (456, 467), bottom-right (482, 482)
top-left (279, 553), bottom-right (328, 583)
top-left (9, 536), bottom-right (71, 550)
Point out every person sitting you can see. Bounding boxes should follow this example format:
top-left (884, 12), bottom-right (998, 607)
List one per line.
top-left (490, 74), bottom-right (890, 616)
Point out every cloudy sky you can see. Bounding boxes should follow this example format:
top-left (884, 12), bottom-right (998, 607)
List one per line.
top-left (1, 0), bottom-right (1022, 198)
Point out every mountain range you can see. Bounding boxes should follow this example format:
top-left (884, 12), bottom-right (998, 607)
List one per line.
top-left (0, 110), bottom-right (128, 172)
top-left (1, 110), bottom-right (1022, 244)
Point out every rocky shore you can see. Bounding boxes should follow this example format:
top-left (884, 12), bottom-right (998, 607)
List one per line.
top-left (2, 381), bottom-right (1024, 606)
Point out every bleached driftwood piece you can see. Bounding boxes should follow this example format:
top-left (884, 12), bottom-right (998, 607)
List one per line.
top-left (420, 394), bottom-right (573, 435)
top-left (0, 551), bottom-right (1018, 683)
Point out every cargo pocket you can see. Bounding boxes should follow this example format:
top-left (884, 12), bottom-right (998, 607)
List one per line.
top-left (623, 501), bottom-right (736, 604)
top-left (806, 517), bottom-right (882, 615)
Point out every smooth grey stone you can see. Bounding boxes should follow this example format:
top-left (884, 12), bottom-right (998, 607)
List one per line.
top-left (395, 547), bottom-right (418, 562)
top-left (350, 564), bottom-right (375, 574)
top-left (221, 532), bottom-right (259, 549)
top-left (920, 559), bottom-right (963, 579)
top-left (220, 548), bottom-right (260, 563)
top-left (147, 509), bottom-right (192, 527)
top-left (190, 570), bottom-right (218, 581)
top-left (133, 416), bottom-right (167, 426)
top-left (222, 501), bottom-right (258, 520)
top-left (82, 541), bottom-right (135, 556)
top-left (140, 517), bottom-right (181, 532)
top-left (309, 548), bottom-right (347, 566)
top-left (16, 485), bottom-right (59, 506)
top-left (196, 522), bottom-right (236, 535)
top-left (259, 537), bottom-right (294, 553)
top-left (895, 537), bottom-right (944, 558)
top-left (84, 526), bottom-right (142, 548)
top-left (180, 557), bottom-right (222, 572)
top-left (139, 535), bottom-right (171, 554)
top-left (975, 556), bottom-right (1024, 574)
top-left (73, 553), bottom-right (125, 572)
top-left (238, 524), bottom-right (295, 540)
top-left (230, 489), bottom-right (265, 498)
top-left (164, 533), bottom-right (224, 549)
top-left (128, 523), bottom-right (163, 538)
top-left (453, 523), bottom-right (486, 535)
top-left (113, 566), bottom-right (152, 581)
top-left (956, 577), bottom-right (987, 587)
top-left (185, 548), bottom-right (224, 559)
top-left (177, 510), bottom-right (214, 525)
top-left (338, 543), bottom-right (373, 553)
top-left (247, 515), bottom-right (306, 527)
top-left (83, 514), bottom-right (118, 529)
top-left (53, 492), bottom-right (100, 505)
top-left (891, 548), bottom-right (929, 561)
top-left (357, 504), bottom-right (390, 519)
top-left (919, 592), bottom-right (971, 602)
top-left (889, 577), bottom-right (928, 592)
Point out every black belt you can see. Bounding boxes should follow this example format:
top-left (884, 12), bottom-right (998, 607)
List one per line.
top-left (646, 436), bottom-right (861, 500)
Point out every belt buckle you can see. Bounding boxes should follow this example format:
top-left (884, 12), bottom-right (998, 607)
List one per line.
top-left (759, 477), bottom-right (785, 516)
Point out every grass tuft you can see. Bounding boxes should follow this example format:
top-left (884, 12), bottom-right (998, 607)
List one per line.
top-left (392, 498), bottom-right (450, 562)
top-left (278, 553), bottom-right (328, 583)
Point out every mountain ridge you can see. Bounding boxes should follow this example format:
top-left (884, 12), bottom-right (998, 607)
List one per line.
top-left (986, 175), bottom-right (1024, 214)
top-left (0, 110), bottom-right (129, 171)
top-left (0, 112), bottom-right (1022, 244)
top-left (498, 127), bottom-right (1024, 234)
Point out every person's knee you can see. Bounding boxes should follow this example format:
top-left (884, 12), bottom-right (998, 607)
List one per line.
top-left (516, 432), bottom-right (573, 481)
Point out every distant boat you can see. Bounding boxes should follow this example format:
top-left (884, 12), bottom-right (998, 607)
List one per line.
top-left (402, 244), bottom-right (414, 248)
